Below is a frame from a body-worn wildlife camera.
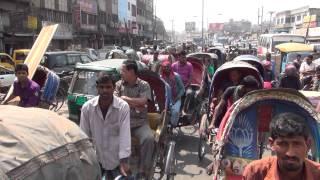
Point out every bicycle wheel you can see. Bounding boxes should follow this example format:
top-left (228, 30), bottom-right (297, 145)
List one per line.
top-left (54, 87), bottom-right (66, 112)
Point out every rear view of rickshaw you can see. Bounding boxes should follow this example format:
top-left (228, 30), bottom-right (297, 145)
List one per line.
top-left (137, 70), bottom-right (176, 180)
top-left (211, 89), bottom-right (320, 179)
top-left (67, 60), bottom-right (175, 179)
top-left (198, 61), bottom-right (264, 162)
top-left (176, 55), bottom-right (208, 128)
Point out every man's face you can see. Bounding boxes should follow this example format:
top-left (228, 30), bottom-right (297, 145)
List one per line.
top-left (120, 64), bottom-right (132, 82)
top-left (229, 70), bottom-right (241, 83)
top-left (15, 70), bottom-right (28, 83)
top-left (179, 55), bottom-right (187, 64)
top-left (297, 56), bottom-right (301, 61)
top-left (266, 54), bottom-right (271, 61)
top-left (269, 136), bottom-right (310, 172)
top-left (162, 65), bottom-right (171, 75)
top-left (97, 81), bottom-right (114, 101)
top-left (306, 57), bottom-right (313, 64)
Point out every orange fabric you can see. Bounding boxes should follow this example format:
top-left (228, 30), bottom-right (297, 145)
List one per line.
top-left (242, 156), bottom-right (320, 180)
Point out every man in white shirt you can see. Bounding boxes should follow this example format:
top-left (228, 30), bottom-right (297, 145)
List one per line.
top-left (300, 55), bottom-right (316, 78)
top-left (80, 75), bottom-right (131, 179)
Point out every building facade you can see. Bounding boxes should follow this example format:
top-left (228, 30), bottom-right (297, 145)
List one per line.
top-left (0, 0), bottom-right (166, 53)
top-left (274, 6), bottom-right (320, 40)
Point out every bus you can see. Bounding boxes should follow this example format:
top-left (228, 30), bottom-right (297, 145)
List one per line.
top-left (257, 34), bottom-right (305, 57)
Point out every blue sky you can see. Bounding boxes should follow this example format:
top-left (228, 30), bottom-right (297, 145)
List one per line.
top-left (156, 0), bottom-right (320, 31)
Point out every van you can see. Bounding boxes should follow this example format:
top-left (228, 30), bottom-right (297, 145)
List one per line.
top-left (40, 51), bottom-right (93, 74)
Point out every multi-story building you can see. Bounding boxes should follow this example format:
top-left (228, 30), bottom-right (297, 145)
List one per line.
top-left (0, 0), bottom-right (165, 52)
top-left (136, 0), bottom-right (153, 42)
top-left (273, 6), bottom-right (320, 42)
top-left (274, 6), bottom-right (320, 33)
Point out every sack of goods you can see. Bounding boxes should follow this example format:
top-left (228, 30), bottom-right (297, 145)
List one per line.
top-left (0, 105), bottom-right (101, 180)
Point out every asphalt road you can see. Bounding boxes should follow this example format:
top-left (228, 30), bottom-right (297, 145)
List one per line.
top-left (58, 103), bottom-right (213, 180)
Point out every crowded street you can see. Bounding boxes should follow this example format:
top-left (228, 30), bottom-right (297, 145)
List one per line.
top-left (2, 0), bottom-right (320, 179)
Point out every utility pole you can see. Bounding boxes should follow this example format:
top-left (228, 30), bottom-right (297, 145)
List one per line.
top-left (269, 11), bottom-right (274, 33)
top-left (261, 6), bottom-right (264, 33)
top-left (171, 19), bottom-right (174, 43)
top-left (201, 0), bottom-right (204, 51)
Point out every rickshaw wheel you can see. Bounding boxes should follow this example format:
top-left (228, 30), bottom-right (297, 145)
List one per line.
top-left (198, 114), bottom-right (208, 161)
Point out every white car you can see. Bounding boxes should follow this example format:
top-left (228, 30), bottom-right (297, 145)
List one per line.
top-left (0, 66), bottom-right (15, 88)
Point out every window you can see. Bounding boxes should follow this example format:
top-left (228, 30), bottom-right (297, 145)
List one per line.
top-left (81, 55), bottom-right (92, 63)
top-left (67, 55), bottom-right (81, 65)
top-left (81, 12), bottom-right (87, 24)
top-left (291, 16), bottom-right (295, 23)
top-left (281, 18), bottom-right (284, 24)
top-left (285, 17), bottom-right (291, 24)
top-left (128, 2), bottom-right (130, 11)
top-left (132, 5), bottom-right (136, 17)
top-left (297, 15), bottom-right (301, 21)
top-left (53, 55), bottom-right (67, 68)
top-left (277, 19), bottom-right (280, 24)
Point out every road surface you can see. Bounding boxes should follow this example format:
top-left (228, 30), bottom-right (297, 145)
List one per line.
top-left (59, 103), bottom-right (213, 180)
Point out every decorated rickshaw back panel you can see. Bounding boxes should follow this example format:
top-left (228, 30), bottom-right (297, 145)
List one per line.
top-left (221, 100), bottom-right (320, 178)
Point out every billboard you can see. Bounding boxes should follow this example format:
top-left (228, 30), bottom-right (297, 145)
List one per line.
top-left (303, 15), bottom-right (317, 28)
top-left (208, 23), bottom-right (224, 32)
top-left (185, 22), bottom-right (196, 32)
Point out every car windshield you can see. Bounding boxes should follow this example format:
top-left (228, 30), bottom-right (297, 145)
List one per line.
top-left (286, 52), bottom-right (313, 63)
top-left (16, 53), bottom-right (28, 61)
top-left (72, 71), bottom-right (100, 95)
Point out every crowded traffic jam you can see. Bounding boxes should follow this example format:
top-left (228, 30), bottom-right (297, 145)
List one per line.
top-left (1, 0), bottom-right (320, 180)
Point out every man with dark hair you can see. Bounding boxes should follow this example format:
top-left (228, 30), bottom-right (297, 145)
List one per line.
top-left (208, 75), bottom-right (260, 130)
top-left (171, 50), bottom-right (193, 87)
top-left (149, 50), bottom-right (161, 73)
top-left (243, 112), bottom-right (320, 179)
top-left (2, 64), bottom-right (40, 107)
top-left (300, 54), bottom-right (316, 78)
top-left (293, 54), bottom-right (302, 70)
top-left (80, 74), bottom-right (131, 179)
top-left (115, 60), bottom-right (154, 179)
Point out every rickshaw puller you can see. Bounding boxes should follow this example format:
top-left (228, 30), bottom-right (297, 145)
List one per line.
top-left (115, 60), bottom-right (154, 179)
top-left (160, 60), bottom-right (185, 127)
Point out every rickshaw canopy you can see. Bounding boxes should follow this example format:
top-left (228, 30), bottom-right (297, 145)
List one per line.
top-left (187, 52), bottom-right (218, 60)
top-left (233, 55), bottom-right (264, 78)
top-left (275, 43), bottom-right (314, 53)
top-left (211, 61), bottom-right (264, 94)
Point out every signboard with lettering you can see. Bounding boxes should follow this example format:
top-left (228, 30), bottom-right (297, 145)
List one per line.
top-left (27, 16), bottom-right (38, 30)
top-left (78, 0), bottom-right (98, 15)
top-left (208, 23), bottom-right (224, 32)
top-left (185, 22), bottom-right (196, 32)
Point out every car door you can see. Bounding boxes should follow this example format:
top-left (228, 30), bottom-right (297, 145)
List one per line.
top-left (0, 66), bottom-right (15, 87)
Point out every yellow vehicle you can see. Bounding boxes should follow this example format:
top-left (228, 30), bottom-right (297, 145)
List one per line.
top-left (13, 49), bottom-right (30, 64)
top-left (274, 43), bottom-right (319, 74)
top-left (0, 53), bottom-right (15, 70)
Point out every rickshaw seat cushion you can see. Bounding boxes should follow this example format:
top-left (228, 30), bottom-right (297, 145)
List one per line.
top-left (148, 113), bottom-right (161, 131)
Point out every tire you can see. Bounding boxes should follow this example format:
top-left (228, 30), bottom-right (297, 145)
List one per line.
top-left (164, 141), bottom-right (176, 179)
